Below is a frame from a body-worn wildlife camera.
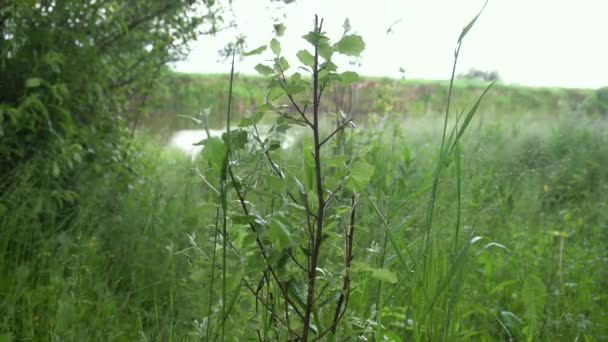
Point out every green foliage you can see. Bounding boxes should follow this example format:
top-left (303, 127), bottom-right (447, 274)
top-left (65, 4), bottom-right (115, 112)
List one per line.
top-left (194, 17), bottom-right (373, 340)
top-left (334, 35), bottom-right (366, 57)
top-left (2, 111), bottom-right (607, 341)
top-left (584, 86), bottom-right (608, 117)
top-left (0, 1), bottom-right (221, 338)
top-left (244, 45), bottom-right (268, 56)
top-left (0, 0), bottom-right (220, 179)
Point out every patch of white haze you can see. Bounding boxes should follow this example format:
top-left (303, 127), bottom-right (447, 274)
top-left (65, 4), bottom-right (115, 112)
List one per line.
top-left (166, 126), bottom-right (300, 159)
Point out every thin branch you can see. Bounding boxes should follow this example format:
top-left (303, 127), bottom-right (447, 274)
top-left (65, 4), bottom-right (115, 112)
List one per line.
top-left (313, 288), bottom-right (354, 341)
top-left (317, 82), bottom-right (327, 111)
top-left (330, 194), bottom-right (357, 334)
top-left (250, 124), bottom-right (297, 190)
top-left (242, 279), bottom-right (302, 339)
top-left (276, 72), bottom-right (313, 127)
top-left (302, 15), bottom-right (325, 342)
top-left (287, 250), bottom-right (307, 272)
top-left (228, 166), bottom-right (305, 321)
top-left (320, 119), bottom-right (353, 147)
top-left (283, 282), bottom-right (292, 339)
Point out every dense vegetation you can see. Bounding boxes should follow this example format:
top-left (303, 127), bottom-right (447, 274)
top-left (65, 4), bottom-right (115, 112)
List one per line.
top-left (2, 114), bottom-right (606, 340)
top-left (1, 1), bottom-right (607, 341)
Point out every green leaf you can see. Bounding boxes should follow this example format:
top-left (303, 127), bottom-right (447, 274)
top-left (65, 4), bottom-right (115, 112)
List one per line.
top-left (267, 139), bottom-right (282, 151)
top-left (287, 279), bottom-right (307, 309)
top-left (351, 260), bottom-right (371, 272)
top-left (320, 72), bottom-right (342, 84)
top-left (277, 56), bottom-right (290, 71)
top-left (370, 268), bottom-right (398, 284)
top-left (222, 129), bottom-right (248, 150)
top-left (346, 160), bottom-right (375, 191)
top-left (340, 71), bottom-right (359, 85)
top-left (292, 176), bottom-right (306, 196)
top-left (25, 78), bottom-right (43, 88)
top-left (225, 271), bottom-right (243, 292)
top-left (238, 111), bottom-right (265, 127)
top-left (284, 81), bottom-right (306, 95)
top-left (318, 39), bottom-right (333, 60)
top-left (448, 81), bottom-right (495, 156)
top-left (326, 155), bottom-right (351, 167)
top-left (296, 50), bottom-right (315, 67)
top-left (267, 85), bottom-right (284, 101)
top-left (189, 268), bottom-right (206, 282)
top-left (269, 220), bottom-right (292, 250)
top-left (334, 35), bottom-right (366, 57)
top-left (270, 38), bottom-right (281, 55)
top-left (257, 103), bottom-right (275, 112)
top-left (307, 190), bottom-right (318, 212)
top-left (302, 32), bottom-right (328, 45)
top-left (255, 63), bottom-right (275, 76)
top-left (291, 72), bottom-right (303, 82)
top-left (232, 215), bottom-right (258, 225)
top-left (52, 161), bottom-right (60, 177)
top-left (201, 137), bottom-right (227, 170)
top-left (321, 61), bottom-right (338, 72)
top-left (287, 73), bottom-right (308, 94)
top-left (459, 1), bottom-right (488, 43)
top-left (263, 175), bottom-right (285, 193)
top-left (243, 45), bottom-right (267, 56)
top-left (274, 23), bottom-right (286, 37)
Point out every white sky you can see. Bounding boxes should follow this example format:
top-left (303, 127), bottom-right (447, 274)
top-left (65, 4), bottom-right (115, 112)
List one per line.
top-left (173, 0), bottom-right (608, 89)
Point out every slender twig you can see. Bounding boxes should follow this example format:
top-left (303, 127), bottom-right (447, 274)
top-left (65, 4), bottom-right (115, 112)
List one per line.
top-left (283, 282), bottom-right (292, 339)
top-left (242, 279), bottom-right (302, 339)
top-left (320, 119), bottom-right (353, 147)
top-left (250, 123), bottom-right (304, 207)
top-left (317, 83), bottom-right (327, 112)
top-left (205, 206), bottom-right (221, 341)
top-left (227, 167), bottom-right (305, 321)
top-left (330, 194), bottom-right (357, 334)
top-left (302, 15), bottom-right (325, 342)
top-left (228, 169), bottom-right (305, 322)
top-left (302, 192), bottom-right (314, 242)
top-left (219, 50), bottom-right (236, 342)
top-left (275, 63), bottom-right (313, 127)
top-left (287, 250), bottom-right (307, 272)
top-left (313, 289), bottom-right (353, 341)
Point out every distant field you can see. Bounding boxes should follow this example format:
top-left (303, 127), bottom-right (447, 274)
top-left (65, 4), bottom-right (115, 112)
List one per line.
top-left (141, 72), bottom-right (604, 133)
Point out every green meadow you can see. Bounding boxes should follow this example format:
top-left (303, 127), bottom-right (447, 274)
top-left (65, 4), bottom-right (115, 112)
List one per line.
top-left (2, 2), bottom-right (607, 340)
top-left (2, 78), bottom-right (607, 340)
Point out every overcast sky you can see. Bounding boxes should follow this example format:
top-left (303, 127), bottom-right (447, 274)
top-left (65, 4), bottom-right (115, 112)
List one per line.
top-left (173, 0), bottom-right (608, 89)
